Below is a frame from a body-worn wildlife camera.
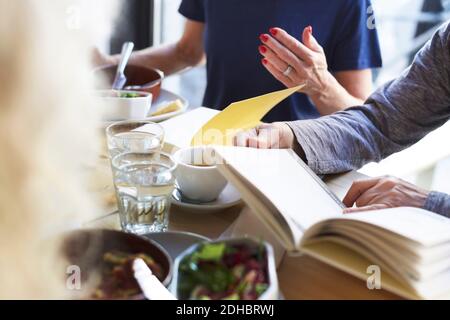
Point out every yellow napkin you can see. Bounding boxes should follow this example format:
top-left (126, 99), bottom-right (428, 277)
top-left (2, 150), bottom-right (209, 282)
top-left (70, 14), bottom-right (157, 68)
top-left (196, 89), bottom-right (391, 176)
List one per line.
top-left (191, 85), bottom-right (304, 146)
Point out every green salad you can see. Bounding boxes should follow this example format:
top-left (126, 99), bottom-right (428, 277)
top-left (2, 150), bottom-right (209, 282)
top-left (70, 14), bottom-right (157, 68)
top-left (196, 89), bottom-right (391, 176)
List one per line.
top-left (119, 92), bottom-right (142, 98)
top-left (177, 242), bottom-right (269, 300)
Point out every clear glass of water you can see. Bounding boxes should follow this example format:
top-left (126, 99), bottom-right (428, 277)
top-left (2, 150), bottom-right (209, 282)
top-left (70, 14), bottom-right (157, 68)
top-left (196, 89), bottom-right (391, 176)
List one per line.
top-left (111, 152), bottom-right (177, 234)
top-left (106, 120), bottom-right (165, 159)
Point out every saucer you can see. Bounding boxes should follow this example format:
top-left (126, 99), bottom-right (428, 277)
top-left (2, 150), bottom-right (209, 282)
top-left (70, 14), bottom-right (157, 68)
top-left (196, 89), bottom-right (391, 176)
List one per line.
top-left (146, 89), bottom-right (189, 122)
top-left (171, 183), bottom-right (242, 212)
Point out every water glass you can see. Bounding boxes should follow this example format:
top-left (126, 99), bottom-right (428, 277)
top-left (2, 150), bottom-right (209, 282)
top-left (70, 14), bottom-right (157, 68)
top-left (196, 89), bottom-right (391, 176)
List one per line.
top-left (111, 152), bottom-right (177, 234)
top-left (106, 120), bottom-right (164, 159)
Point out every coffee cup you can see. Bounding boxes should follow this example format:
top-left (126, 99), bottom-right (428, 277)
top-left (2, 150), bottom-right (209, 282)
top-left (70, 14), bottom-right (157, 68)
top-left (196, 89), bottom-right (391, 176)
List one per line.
top-left (173, 147), bottom-right (227, 203)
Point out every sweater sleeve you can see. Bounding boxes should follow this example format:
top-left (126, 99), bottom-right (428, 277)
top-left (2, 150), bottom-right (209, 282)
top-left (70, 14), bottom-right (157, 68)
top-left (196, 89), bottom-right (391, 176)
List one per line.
top-left (287, 22), bottom-right (450, 175)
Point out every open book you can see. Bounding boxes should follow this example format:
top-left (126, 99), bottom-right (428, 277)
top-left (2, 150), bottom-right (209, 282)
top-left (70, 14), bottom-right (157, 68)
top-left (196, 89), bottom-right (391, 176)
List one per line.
top-left (213, 146), bottom-right (450, 300)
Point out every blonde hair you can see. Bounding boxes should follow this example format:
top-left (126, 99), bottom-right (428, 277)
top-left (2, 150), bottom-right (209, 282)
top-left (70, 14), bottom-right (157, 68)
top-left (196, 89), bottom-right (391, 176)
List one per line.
top-left (0, 0), bottom-right (118, 298)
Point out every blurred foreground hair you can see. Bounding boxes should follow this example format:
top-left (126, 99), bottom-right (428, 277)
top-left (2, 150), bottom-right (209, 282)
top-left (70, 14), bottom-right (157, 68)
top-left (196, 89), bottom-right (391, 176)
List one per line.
top-left (0, 0), bottom-right (118, 298)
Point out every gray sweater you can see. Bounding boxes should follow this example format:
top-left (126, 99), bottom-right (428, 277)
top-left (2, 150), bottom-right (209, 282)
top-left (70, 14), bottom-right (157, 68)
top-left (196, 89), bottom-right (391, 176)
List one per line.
top-left (288, 23), bottom-right (450, 217)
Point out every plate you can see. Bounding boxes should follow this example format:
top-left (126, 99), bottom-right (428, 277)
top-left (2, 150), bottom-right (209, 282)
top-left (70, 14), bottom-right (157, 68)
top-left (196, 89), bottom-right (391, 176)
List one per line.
top-left (147, 89), bottom-right (189, 123)
top-left (171, 183), bottom-right (243, 212)
top-left (102, 89), bottom-right (189, 127)
top-left (142, 231), bottom-right (210, 262)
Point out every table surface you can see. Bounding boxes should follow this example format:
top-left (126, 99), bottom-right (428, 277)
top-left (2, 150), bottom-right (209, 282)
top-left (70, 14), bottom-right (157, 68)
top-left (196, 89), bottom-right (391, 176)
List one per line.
top-left (88, 160), bottom-right (401, 300)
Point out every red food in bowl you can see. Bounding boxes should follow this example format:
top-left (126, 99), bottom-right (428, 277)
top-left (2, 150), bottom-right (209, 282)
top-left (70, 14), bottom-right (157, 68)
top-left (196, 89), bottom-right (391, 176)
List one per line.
top-left (93, 64), bottom-right (164, 100)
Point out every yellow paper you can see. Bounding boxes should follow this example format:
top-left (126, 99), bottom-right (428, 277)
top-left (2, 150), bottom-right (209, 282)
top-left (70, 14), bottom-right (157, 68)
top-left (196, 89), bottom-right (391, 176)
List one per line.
top-left (191, 85), bottom-right (304, 146)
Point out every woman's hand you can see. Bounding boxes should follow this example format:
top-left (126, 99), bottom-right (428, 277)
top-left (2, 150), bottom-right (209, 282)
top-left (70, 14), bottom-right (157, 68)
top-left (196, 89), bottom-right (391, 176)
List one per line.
top-left (258, 27), bottom-right (368, 114)
top-left (233, 123), bottom-right (295, 149)
top-left (259, 26), bottom-right (331, 99)
top-left (343, 176), bottom-right (430, 213)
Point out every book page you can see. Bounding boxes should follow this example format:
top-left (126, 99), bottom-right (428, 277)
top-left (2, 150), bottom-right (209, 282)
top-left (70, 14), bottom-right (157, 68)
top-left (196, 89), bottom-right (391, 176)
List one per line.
top-left (338, 208), bottom-right (450, 247)
top-left (217, 161), bottom-right (301, 250)
top-left (323, 171), bottom-right (368, 200)
top-left (214, 147), bottom-right (344, 234)
top-left (300, 241), bottom-right (422, 299)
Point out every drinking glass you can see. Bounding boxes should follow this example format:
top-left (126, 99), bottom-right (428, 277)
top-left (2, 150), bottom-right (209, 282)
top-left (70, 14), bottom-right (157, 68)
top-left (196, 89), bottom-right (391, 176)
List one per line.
top-left (111, 152), bottom-right (177, 234)
top-left (106, 120), bottom-right (164, 159)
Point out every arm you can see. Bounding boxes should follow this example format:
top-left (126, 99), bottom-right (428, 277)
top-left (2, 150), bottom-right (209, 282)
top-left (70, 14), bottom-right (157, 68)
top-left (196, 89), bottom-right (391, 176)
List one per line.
top-left (287, 23), bottom-right (450, 175)
top-left (310, 68), bottom-right (373, 114)
top-left (235, 24), bottom-right (450, 215)
top-left (424, 192), bottom-right (450, 217)
top-left (341, 176), bottom-right (450, 216)
top-left (100, 20), bottom-right (205, 76)
top-left (260, 27), bottom-right (371, 115)
top-left (233, 122), bottom-right (450, 215)
top-left (334, 70), bottom-right (373, 102)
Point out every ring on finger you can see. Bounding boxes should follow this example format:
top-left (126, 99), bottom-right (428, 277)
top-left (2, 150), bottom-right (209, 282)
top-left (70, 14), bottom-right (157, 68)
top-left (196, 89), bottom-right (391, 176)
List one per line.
top-left (283, 65), bottom-right (294, 77)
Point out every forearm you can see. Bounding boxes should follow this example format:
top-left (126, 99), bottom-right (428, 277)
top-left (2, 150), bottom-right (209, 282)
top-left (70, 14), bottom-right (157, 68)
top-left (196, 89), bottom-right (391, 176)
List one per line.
top-left (424, 191), bottom-right (450, 217)
top-left (111, 42), bottom-right (205, 76)
top-left (287, 24), bottom-right (450, 175)
top-left (308, 72), bottom-right (365, 115)
top-left (286, 106), bottom-right (391, 175)
top-left (288, 93), bottom-right (447, 175)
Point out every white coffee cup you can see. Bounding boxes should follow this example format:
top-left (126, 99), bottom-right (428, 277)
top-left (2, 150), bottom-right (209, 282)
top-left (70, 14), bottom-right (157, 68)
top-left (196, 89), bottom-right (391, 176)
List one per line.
top-left (173, 146), bottom-right (227, 202)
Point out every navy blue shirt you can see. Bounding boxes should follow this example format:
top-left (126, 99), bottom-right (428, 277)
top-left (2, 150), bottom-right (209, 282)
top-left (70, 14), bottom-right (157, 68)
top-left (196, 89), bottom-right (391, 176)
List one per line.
top-left (179, 0), bottom-right (382, 122)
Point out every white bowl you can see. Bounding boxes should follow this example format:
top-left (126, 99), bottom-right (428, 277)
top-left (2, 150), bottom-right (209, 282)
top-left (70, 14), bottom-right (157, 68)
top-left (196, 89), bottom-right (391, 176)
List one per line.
top-left (173, 146), bottom-right (227, 203)
top-left (94, 90), bottom-right (153, 121)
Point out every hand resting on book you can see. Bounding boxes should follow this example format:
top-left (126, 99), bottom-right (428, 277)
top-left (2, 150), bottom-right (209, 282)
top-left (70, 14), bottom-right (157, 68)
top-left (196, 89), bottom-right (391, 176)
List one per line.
top-left (342, 176), bottom-right (429, 213)
top-left (233, 126), bottom-right (431, 213)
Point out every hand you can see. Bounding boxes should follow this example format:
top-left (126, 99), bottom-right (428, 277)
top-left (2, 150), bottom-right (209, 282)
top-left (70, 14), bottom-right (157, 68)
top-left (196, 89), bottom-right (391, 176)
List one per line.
top-left (343, 176), bottom-right (430, 213)
top-left (258, 26), bottom-right (332, 99)
top-left (233, 123), bottom-right (295, 149)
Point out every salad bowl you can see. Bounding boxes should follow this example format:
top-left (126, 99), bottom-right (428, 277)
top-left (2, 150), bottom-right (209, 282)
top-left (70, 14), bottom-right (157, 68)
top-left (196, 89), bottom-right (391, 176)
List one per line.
top-left (171, 237), bottom-right (279, 300)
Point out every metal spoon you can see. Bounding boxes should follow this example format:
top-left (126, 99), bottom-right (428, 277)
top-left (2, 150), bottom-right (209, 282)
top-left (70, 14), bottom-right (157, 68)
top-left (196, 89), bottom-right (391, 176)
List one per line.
top-left (112, 42), bottom-right (135, 90)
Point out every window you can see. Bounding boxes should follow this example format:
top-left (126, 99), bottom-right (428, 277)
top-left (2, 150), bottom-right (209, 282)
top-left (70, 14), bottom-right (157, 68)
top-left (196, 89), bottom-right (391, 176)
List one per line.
top-left (157, 0), bottom-right (206, 108)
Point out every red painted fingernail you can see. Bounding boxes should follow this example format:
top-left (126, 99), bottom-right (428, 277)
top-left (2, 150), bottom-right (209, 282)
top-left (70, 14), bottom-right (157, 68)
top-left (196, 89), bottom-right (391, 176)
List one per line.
top-left (269, 28), bottom-right (278, 36)
top-left (262, 58), bottom-right (268, 65)
top-left (259, 45), bottom-right (267, 54)
top-left (260, 34), bottom-right (269, 43)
